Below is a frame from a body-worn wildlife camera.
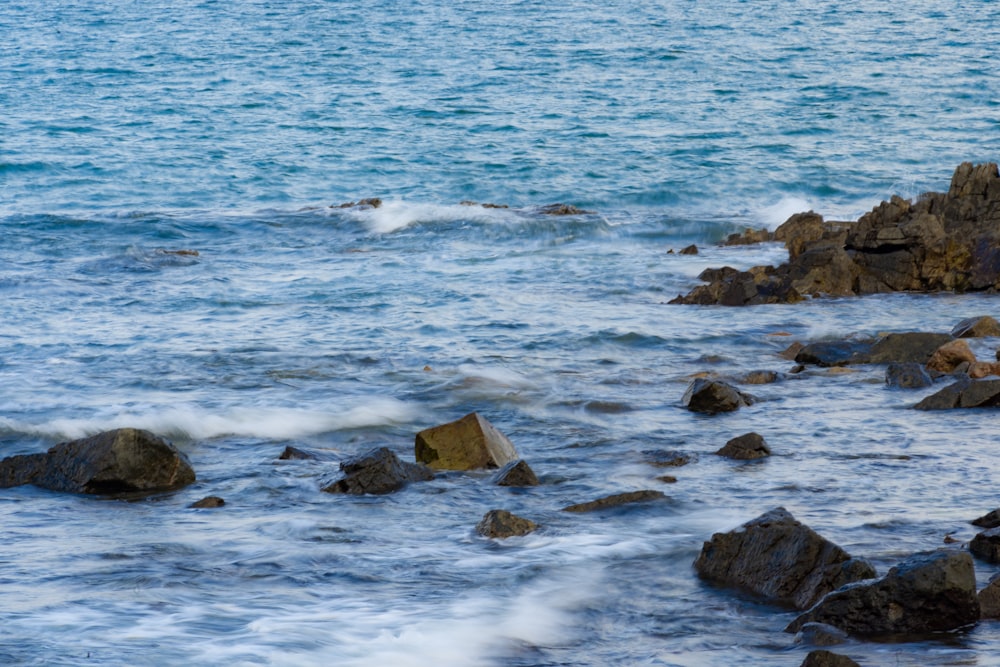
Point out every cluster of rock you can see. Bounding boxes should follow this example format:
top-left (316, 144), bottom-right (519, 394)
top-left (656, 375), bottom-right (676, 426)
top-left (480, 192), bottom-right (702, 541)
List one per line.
top-left (670, 162), bottom-right (1000, 305)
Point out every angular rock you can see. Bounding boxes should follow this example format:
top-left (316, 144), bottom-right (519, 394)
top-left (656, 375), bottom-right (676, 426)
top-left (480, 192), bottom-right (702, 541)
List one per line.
top-left (914, 378), bottom-right (1000, 410)
top-left (926, 339), bottom-right (977, 373)
top-left (970, 527), bottom-right (1000, 563)
top-left (738, 370), bottom-right (781, 384)
top-left (952, 316), bottom-right (1000, 338)
top-left (679, 244), bottom-right (699, 255)
top-left (0, 428), bottom-right (195, 496)
top-left (716, 432), bottom-right (771, 460)
top-left (786, 550), bottom-right (980, 637)
top-left (415, 412), bottom-right (519, 471)
top-left (799, 650), bottom-right (861, 667)
top-left (972, 508), bottom-right (1000, 529)
top-left (694, 507), bottom-right (876, 610)
top-left (979, 575), bottom-right (1000, 619)
top-left (476, 509), bottom-right (538, 539)
top-left (322, 447), bottom-right (434, 495)
top-left (885, 363), bottom-right (933, 389)
top-left (562, 489), bottom-right (665, 513)
top-left (492, 459), bottom-right (540, 487)
top-left (774, 211), bottom-right (827, 260)
top-left (682, 378), bottom-right (755, 414)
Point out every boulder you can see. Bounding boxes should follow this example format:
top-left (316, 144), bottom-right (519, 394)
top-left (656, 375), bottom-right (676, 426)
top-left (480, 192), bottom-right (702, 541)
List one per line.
top-left (476, 509), bottom-right (538, 538)
top-left (415, 412), bottom-right (519, 471)
top-left (794, 340), bottom-right (873, 367)
top-left (979, 575), bottom-right (1000, 619)
top-left (716, 432), bottom-right (771, 460)
top-left (786, 550), bottom-right (980, 637)
top-left (926, 339), bottom-right (977, 373)
top-left (278, 445), bottom-right (320, 460)
top-left (321, 447), bottom-right (434, 495)
top-left (914, 378), bottom-right (1000, 410)
top-left (970, 527), bottom-right (1000, 563)
top-left (969, 361), bottom-right (1000, 379)
top-left (952, 316), bottom-right (1000, 338)
top-left (799, 651), bottom-right (861, 667)
top-left (694, 507), bottom-right (876, 610)
top-left (682, 379), bottom-right (755, 414)
top-left (0, 428), bottom-right (195, 496)
top-left (867, 332), bottom-right (954, 365)
top-left (562, 489), bottom-right (665, 513)
top-left (972, 508), bottom-right (1000, 529)
top-left (492, 459), bottom-right (540, 487)
top-left (885, 363), bottom-right (933, 389)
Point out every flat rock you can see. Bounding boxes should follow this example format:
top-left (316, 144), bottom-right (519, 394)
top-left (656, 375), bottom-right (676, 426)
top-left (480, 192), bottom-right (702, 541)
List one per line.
top-left (322, 447), bottom-right (434, 495)
top-left (716, 432), bottom-right (771, 460)
top-left (867, 332), bottom-right (955, 364)
top-left (476, 509), bottom-right (538, 538)
top-left (190, 495), bottom-right (225, 508)
top-left (682, 378), bottom-right (755, 414)
top-left (562, 489), bottom-right (665, 513)
top-left (415, 412), bottom-right (520, 471)
top-left (795, 341), bottom-right (873, 367)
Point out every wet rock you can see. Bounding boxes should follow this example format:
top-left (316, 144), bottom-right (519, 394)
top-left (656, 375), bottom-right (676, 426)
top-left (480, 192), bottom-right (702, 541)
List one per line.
top-left (537, 203), bottom-right (592, 215)
top-left (278, 445), bottom-right (320, 460)
top-left (679, 244), bottom-right (699, 255)
top-left (978, 575), bottom-right (1000, 619)
top-left (562, 489), bottom-right (665, 513)
top-left (738, 370), bottom-right (781, 384)
top-left (476, 509), bottom-right (538, 538)
top-left (952, 316), bottom-right (1000, 338)
top-left (794, 340), bottom-right (873, 367)
top-left (780, 341), bottom-right (806, 360)
top-left (914, 378), bottom-right (1000, 410)
top-left (793, 622), bottom-right (849, 647)
top-left (866, 332), bottom-right (955, 364)
top-left (885, 363), bottom-right (933, 389)
top-left (786, 550), bottom-right (980, 637)
top-left (190, 495), bottom-right (225, 508)
top-left (969, 361), bottom-right (1000, 379)
top-left (694, 507), bottom-right (876, 610)
top-left (721, 227), bottom-right (772, 246)
top-left (926, 339), bottom-right (977, 373)
top-left (492, 459), bottom-right (540, 487)
top-left (415, 412), bottom-right (519, 471)
top-left (799, 650), bottom-right (861, 667)
top-left (334, 198), bottom-right (382, 209)
top-left (669, 266), bottom-right (804, 306)
top-left (716, 432), bottom-right (771, 460)
top-left (0, 428), bottom-right (195, 496)
top-left (644, 449), bottom-right (695, 468)
top-left (970, 527), bottom-right (1000, 563)
top-left (972, 508), bottom-right (1000, 529)
top-left (321, 447), bottom-right (434, 495)
top-left (682, 378), bottom-right (755, 414)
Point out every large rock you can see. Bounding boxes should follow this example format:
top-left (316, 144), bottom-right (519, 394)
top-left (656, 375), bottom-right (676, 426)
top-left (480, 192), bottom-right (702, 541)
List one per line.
top-left (952, 316), bottom-right (1000, 338)
top-left (414, 412), bottom-right (519, 471)
top-left (321, 447), bottom-right (434, 494)
top-left (492, 459), bottom-right (540, 487)
top-left (786, 550), bottom-right (980, 637)
top-left (682, 378), bottom-right (755, 414)
top-left (914, 378), bottom-right (1000, 410)
top-left (694, 507), bottom-right (875, 610)
top-left (885, 363), bottom-right (933, 389)
top-left (0, 428), bottom-right (195, 496)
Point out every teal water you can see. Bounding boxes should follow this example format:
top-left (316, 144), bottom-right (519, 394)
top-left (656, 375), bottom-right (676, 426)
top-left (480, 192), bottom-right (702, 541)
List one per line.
top-left (2, 2), bottom-right (1000, 665)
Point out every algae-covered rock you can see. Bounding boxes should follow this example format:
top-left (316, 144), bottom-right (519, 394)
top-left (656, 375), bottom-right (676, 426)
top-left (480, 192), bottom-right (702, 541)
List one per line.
top-left (414, 412), bottom-right (520, 471)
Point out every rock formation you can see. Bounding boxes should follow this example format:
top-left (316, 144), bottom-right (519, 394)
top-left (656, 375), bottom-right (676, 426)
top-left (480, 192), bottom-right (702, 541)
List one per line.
top-left (322, 447), bottom-right (434, 495)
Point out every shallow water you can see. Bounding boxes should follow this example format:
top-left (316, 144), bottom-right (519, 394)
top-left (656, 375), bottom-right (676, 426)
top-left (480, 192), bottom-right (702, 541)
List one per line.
top-left (2, 1), bottom-right (1000, 665)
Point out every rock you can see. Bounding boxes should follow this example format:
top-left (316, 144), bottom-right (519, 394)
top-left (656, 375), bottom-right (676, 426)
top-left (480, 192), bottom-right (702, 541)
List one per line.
top-left (793, 622), bottom-right (849, 647)
top-left (0, 428), bottom-right (195, 496)
top-left (644, 450), bottom-right (695, 468)
top-left (969, 361), bottom-right (1000, 379)
top-left (738, 370), bottom-right (781, 384)
top-left (190, 495), bottom-right (225, 508)
top-left (682, 378), bottom-right (755, 414)
top-left (780, 341), bottom-right (806, 360)
top-left (970, 527), bottom-right (1000, 563)
top-left (716, 432), bottom-right (771, 460)
top-left (794, 340), bottom-right (873, 367)
top-left (786, 550), bottom-right (980, 637)
top-left (979, 575), bottom-right (1000, 619)
top-left (926, 339), bottom-right (977, 373)
top-left (334, 198), bottom-right (382, 209)
top-left (914, 378), bottom-right (1000, 410)
top-left (799, 650), bottom-right (861, 667)
top-left (952, 316), bottom-right (1000, 338)
top-left (562, 489), bottom-right (665, 513)
top-left (537, 203), bottom-right (592, 215)
top-left (972, 509), bottom-right (1000, 529)
top-left (278, 445), bottom-right (320, 460)
top-left (321, 447), bottom-right (434, 495)
top-left (867, 332), bottom-right (955, 364)
top-left (415, 412), bottom-right (520, 471)
top-left (885, 363), bottom-right (933, 389)
top-left (774, 212), bottom-right (827, 260)
top-left (492, 459), bottom-right (540, 487)
top-left (721, 227), bottom-right (772, 246)
top-left (694, 507), bottom-right (876, 610)
top-left (476, 509), bottom-right (538, 538)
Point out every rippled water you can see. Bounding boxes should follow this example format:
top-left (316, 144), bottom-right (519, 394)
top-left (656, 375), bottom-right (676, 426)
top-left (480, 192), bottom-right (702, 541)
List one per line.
top-left (2, 1), bottom-right (1000, 665)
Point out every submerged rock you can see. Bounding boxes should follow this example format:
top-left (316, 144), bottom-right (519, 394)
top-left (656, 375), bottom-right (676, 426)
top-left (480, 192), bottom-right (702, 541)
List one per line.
top-left (414, 412), bottom-right (520, 471)
top-left (716, 432), bottom-right (771, 460)
top-left (492, 459), bottom-right (540, 487)
top-left (190, 495), bottom-right (225, 508)
top-left (476, 509), bottom-right (538, 538)
top-left (786, 550), bottom-right (980, 638)
top-left (682, 378), bottom-right (755, 414)
top-left (321, 447), bottom-right (434, 495)
top-left (793, 622), bottom-right (849, 647)
top-left (694, 507), bottom-right (875, 610)
top-left (562, 489), bottom-right (665, 513)
top-left (979, 575), bottom-right (1000, 619)
top-left (0, 427), bottom-right (195, 497)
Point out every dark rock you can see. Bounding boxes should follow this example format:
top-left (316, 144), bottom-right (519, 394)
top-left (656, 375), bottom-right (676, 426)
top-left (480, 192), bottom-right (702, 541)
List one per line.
top-left (972, 509), bottom-right (1000, 529)
top-left (415, 412), bottom-right (519, 471)
top-left (780, 341), bottom-right (806, 360)
top-left (914, 378), bottom-right (1000, 410)
top-left (537, 203), bottom-right (592, 215)
top-left (321, 447), bottom-right (434, 495)
top-left (694, 507), bottom-right (876, 610)
top-left (794, 340), bottom-right (873, 367)
top-left (799, 650), bottom-right (861, 667)
top-left (721, 227), bottom-right (772, 246)
top-left (774, 211), bottom-right (827, 260)
top-left (867, 332), bottom-right (955, 364)
top-left (493, 459), bottom-right (540, 487)
top-left (716, 432), bottom-right (771, 460)
top-left (679, 244), bottom-right (699, 255)
top-left (952, 316), bottom-right (1000, 338)
top-left (334, 198), bottom-right (382, 209)
top-left (786, 550), bottom-right (980, 637)
top-left (926, 339), bottom-right (977, 373)
top-left (793, 622), bottom-right (849, 647)
top-left (476, 509), bottom-right (538, 538)
top-left (0, 428), bottom-right (195, 496)
top-left (562, 489), bottom-right (665, 513)
top-left (738, 370), bottom-right (781, 384)
top-left (657, 475), bottom-right (678, 484)
top-left (979, 575), bottom-right (1000, 619)
top-left (885, 363), bottom-right (933, 389)
top-left (682, 378), bottom-right (755, 414)
top-left (278, 445), bottom-right (319, 460)
top-left (644, 449), bottom-right (695, 468)
top-left (190, 495), bottom-right (225, 508)
top-left (970, 527), bottom-right (1000, 563)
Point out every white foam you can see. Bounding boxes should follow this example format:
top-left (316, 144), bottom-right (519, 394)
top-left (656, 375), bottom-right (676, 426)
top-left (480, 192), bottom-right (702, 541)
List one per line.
top-left (755, 196), bottom-right (816, 230)
top-left (344, 200), bottom-right (514, 234)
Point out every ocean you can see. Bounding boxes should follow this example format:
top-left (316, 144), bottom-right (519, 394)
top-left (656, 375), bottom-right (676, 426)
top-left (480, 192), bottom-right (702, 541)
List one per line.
top-left (2, 1), bottom-right (1000, 665)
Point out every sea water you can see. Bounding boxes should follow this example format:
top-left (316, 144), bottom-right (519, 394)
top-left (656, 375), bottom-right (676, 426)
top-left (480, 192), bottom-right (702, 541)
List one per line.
top-left (1, 1), bottom-right (1000, 665)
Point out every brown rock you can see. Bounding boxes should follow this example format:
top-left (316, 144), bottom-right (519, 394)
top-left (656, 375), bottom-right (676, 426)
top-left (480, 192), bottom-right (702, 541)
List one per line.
top-left (415, 412), bottom-right (519, 471)
top-left (926, 339), bottom-right (977, 373)
top-left (476, 509), bottom-right (538, 538)
top-left (914, 378), bottom-right (1000, 410)
top-left (322, 447), bottom-right (434, 495)
top-left (716, 432), bottom-right (771, 460)
top-left (968, 361), bottom-right (1000, 379)
top-left (679, 244), bottom-right (699, 255)
top-left (190, 495), bottom-right (225, 508)
top-left (682, 378), bottom-right (755, 414)
top-left (799, 650), bottom-right (861, 667)
top-left (493, 459), bottom-right (540, 487)
top-left (972, 509), bottom-right (1000, 529)
top-left (538, 203), bottom-right (592, 215)
top-left (979, 576), bottom-right (1000, 619)
top-left (952, 316), bottom-right (1000, 338)
top-left (970, 527), bottom-right (1000, 563)
top-left (562, 489), bottom-right (665, 513)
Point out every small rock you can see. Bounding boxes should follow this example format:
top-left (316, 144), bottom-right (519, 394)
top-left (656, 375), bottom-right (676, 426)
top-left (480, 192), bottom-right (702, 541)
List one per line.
top-left (476, 509), bottom-right (538, 539)
top-left (537, 203), bottom-right (592, 215)
top-left (799, 650), bottom-right (861, 667)
top-left (793, 622), bottom-right (849, 647)
top-left (415, 412), bottom-right (520, 471)
top-left (780, 341), bottom-right (806, 360)
top-left (679, 244), bottom-right (699, 255)
top-left (322, 447), bottom-right (434, 495)
top-left (657, 475), bottom-right (678, 484)
top-left (715, 432), bottom-right (771, 460)
top-left (794, 340), bottom-right (873, 367)
top-left (739, 370), bottom-right (780, 384)
top-left (190, 496), bottom-right (225, 508)
top-left (682, 378), bottom-right (755, 414)
top-left (644, 450), bottom-right (695, 468)
top-left (926, 339), bottom-right (977, 373)
top-left (952, 316), bottom-right (1000, 338)
top-left (972, 509), bottom-right (1000, 529)
top-left (493, 459), bottom-right (540, 487)
top-left (562, 489), bottom-right (665, 513)
top-left (278, 445), bottom-right (319, 460)
top-left (970, 527), bottom-right (1000, 563)
top-left (885, 362), bottom-right (933, 389)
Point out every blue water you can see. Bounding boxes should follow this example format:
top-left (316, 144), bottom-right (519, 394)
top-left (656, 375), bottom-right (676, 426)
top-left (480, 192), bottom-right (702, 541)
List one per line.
top-left (2, 2), bottom-right (1000, 665)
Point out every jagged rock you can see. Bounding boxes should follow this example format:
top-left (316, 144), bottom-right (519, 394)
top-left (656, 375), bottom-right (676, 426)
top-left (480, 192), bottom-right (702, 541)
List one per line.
top-left (493, 459), bottom-right (540, 487)
top-left (979, 575), bottom-right (1000, 619)
top-left (914, 378), bottom-right (1000, 410)
top-left (799, 650), bottom-right (861, 667)
top-left (415, 412), bottom-right (519, 471)
top-left (885, 363), bottom-right (933, 389)
top-left (786, 550), bottom-right (980, 637)
top-left (562, 489), bottom-right (665, 513)
top-left (682, 378), bottom-right (755, 414)
top-left (190, 495), bottom-right (225, 508)
top-left (926, 339), bottom-right (977, 373)
top-left (970, 527), bottom-right (1000, 563)
top-left (972, 509), bottom-right (1000, 529)
top-left (476, 509), bottom-right (538, 538)
top-left (952, 316), bottom-right (1000, 338)
top-left (333, 198), bottom-right (382, 209)
top-left (716, 432), bottom-right (771, 460)
top-left (775, 212), bottom-right (827, 260)
top-left (694, 507), bottom-right (876, 610)
top-left (321, 447), bottom-right (434, 495)
top-left (738, 370), bottom-right (781, 384)
top-left (722, 227), bottom-right (772, 246)
top-left (0, 428), bottom-right (195, 496)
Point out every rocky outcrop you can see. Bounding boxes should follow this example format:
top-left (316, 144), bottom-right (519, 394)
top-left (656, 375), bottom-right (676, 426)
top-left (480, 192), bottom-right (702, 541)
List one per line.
top-left (914, 378), bottom-right (1000, 410)
top-left (682, 379), bottom-right (755, 414)
top-left (694, 508), bottom-right (876, 610)
top-left (476, 509), bottom-right (538, 538)
top-left (786, 550), bottom-right (980, 637)
top-left (562, 489), bottom-right (665, 513)
top-left (415, 412), bottom-right (520, 471)
top-left (671, 163), bottom-right (1000, 305)
top-left (716, 432), bottom-right (771, 460)
top-left (0, 428), bottom-right (195, 496)
top-left (321, 447), bottom-right (434, 495)
top-left (972, 509), bottom-right (1000, 529)
top-left (794, 333), bottom-right (953, 368)
top-left (492, 459), bottom-right (540, 487)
